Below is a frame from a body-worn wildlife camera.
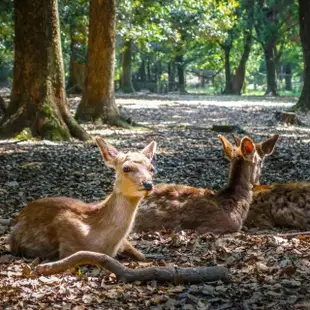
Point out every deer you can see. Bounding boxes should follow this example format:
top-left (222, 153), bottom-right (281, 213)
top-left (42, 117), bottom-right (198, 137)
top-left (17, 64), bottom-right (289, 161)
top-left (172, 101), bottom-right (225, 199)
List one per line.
top-left (9, 138), bottom-right (157, 261)
top-left (132, 135), bottom-right (278, 235)
top-left (220, 134), bottom-right (310, 230)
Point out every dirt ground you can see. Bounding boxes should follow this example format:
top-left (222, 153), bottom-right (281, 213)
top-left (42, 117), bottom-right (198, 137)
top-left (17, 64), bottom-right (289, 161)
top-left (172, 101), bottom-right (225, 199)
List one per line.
top-left (1, 94), bottom-right (310, 309)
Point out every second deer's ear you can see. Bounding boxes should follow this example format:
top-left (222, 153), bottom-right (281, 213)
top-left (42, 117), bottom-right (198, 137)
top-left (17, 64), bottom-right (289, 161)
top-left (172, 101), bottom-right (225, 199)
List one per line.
top-left (260, 134), bottom-right (279, 156)
top-left (142, 141), bottom-right (157, 161)
top-left (240, 137), bottom-right (255, 156)
top-left (218, 135), bottom-right (233, 160)
top-left (231, 133), bottom-right (241, 147)
top-left (96, 137), bottom-right (119, 168)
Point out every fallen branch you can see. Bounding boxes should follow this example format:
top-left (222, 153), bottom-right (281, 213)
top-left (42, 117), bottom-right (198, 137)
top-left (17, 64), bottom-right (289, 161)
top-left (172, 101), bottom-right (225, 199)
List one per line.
top-left (30, 250), bottom-right (231, 284)
top-left (256, 231), bottom-right (310, 239)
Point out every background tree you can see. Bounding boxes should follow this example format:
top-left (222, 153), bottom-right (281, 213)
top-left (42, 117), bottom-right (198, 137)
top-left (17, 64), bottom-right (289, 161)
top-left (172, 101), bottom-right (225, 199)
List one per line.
top-left (0, 0), bottom-right (89, 140)
top-left (60, 0), bottom-right (89, 94)
top-left (254, 0), bottom-right (297, 96)
top-left (75, 0), bottom-right (120, 125)
top-left (292, 0), bottom-right (310, 111)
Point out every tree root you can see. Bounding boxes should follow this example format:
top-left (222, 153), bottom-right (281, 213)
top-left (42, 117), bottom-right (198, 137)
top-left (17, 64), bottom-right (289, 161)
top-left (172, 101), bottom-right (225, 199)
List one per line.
top-left (29, 250), bottom-right (231, 284)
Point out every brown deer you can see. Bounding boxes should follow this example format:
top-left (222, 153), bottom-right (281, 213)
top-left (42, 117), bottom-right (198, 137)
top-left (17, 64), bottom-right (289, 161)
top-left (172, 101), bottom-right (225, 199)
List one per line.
top-left (133, 135), bottom-right (277, 234)
top-left (9, 138), bottom-right (157, 261)
top-left (217, 133), bottom-right (310, 230)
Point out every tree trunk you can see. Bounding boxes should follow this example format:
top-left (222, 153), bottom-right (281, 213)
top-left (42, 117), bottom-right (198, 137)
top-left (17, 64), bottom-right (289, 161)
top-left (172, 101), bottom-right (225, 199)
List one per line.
top-left (75, 0), bottom-right (120, 125)
top-left (168, 61), bottom-right (176, 91)
top-left (293, 0), bottom-right (310, 111)
top-left (67, 26), bottom-right (87, 94)
top-left (176, 54), bottom-right (186, 94)
top-left (0, 0), bottom-right (89, 141)
top-left (231, 33), bottom-right (252, 95)
top-left (121, 39), bottom-right (135, 93)
top-left (263, 42), bottom-right (278, 96)
top-left (139, 60), bottom-right (146, 83)
top-left (68, 59), bottom-right (85, 94)
top-left (223, 46), bottom-right (233, 94)
top-left (147, 61), bottom-right (151, 81)
top-left (284, 63), bottom-right (293, 91)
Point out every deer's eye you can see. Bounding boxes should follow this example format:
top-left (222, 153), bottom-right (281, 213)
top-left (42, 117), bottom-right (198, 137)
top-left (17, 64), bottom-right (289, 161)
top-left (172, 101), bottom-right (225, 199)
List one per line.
top-left (123, 166), bottom-right (131, 172)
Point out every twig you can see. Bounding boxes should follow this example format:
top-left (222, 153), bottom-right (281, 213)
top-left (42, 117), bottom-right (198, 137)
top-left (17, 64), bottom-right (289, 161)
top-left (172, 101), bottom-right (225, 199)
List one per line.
top-left (255, 231), bottom-right (310, 239)
top-left (30, 250), bottom-right (231, 284)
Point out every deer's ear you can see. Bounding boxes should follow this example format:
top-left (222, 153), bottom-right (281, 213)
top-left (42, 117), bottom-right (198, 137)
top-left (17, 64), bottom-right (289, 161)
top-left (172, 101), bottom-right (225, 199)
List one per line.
top-left (260, 134), bottom-right (279, 156)
top-left (218, 135), bottom-right (233, 160)
top-left (231, 133), bottom-right (241, 147)
top-left (96, 137), bottom-right (119, 168)
top-left (142, 141), bottom-right (157, 161)
top-left (240, 137), bottom-right (255, 157)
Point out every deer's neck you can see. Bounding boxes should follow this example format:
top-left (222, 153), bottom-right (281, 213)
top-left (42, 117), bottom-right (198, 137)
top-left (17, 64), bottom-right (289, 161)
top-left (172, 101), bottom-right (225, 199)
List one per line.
top-left (217, 157), bottom-right (253, 218)
top-left (90, 191), bottom-right (142, 235)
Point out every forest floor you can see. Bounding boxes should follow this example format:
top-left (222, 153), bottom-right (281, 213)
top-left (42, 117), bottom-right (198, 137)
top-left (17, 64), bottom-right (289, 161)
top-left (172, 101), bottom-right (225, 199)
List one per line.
top-left (1, 93), bottom-right (310, 309)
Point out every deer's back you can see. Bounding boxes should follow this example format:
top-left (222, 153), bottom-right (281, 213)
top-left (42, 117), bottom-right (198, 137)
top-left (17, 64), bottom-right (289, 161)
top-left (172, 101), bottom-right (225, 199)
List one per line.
top-left (246, 183), bottom-right (310, 229)
top-left (9, 197), bottom-right (102, 259)
top-left (135, 184), bottom-right (246, 234)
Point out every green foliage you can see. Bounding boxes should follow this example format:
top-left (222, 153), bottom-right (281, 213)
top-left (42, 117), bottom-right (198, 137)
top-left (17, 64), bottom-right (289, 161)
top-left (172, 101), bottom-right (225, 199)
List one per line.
top-left (0, 0), bottom-right (13, 84)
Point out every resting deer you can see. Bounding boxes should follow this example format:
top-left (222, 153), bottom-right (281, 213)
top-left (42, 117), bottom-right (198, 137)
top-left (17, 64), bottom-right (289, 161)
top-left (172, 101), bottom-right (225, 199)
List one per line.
top-left (133, 135), bottom-right (277, 234)
top-left (220, 134), bottom-right (310, 230)
top-left (9, 138), bottom-right (156, 261)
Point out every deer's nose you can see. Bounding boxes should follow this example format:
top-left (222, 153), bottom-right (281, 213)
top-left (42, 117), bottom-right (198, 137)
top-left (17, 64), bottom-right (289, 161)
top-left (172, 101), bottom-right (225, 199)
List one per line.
top-left (142, 181), bottom-right (153, 191)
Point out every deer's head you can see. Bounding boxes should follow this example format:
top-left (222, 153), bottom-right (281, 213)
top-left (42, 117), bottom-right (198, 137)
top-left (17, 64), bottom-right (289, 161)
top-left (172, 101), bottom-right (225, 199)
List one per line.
top-left (218, 134), bottom-right (279, 185)
top-left (96, 137), bottom-right (157, 198)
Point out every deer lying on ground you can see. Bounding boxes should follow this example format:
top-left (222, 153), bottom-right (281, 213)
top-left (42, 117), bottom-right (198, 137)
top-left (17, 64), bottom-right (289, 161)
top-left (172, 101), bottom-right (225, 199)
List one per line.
top-left (133, 135), bottom-right (277, 234)
top-left (9, 138), bottom-right (156, 261)
top-left (214, 133), bottom-right (310, 230)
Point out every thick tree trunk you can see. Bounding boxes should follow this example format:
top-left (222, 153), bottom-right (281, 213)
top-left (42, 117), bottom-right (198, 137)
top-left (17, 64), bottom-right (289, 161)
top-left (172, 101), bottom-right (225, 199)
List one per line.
top-left (121, 39), bottom-right (135, 93)
top-left (231, 33), bottom-right (252, 95)
top-left (284, 63), bottom-right (293, 91)
top-left (263, 42), bottom-right (278, 96)
top-left (294, 0), bottom-right (310, 111)
top-left (223, 46), bottom-right (233, 94)
top-left (75, 0), bottom-right (120, 125)
top-left (176, 54), bottom-right (186, 94)
top-left (0, 0), bottom-right (89, 141)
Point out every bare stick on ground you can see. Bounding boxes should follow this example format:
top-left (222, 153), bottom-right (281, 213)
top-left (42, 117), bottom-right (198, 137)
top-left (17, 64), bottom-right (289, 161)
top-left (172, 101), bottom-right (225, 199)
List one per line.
top-left (29, 251), bottom-right (231, 284)
top-left (257, 231), bottom-right (310, 239)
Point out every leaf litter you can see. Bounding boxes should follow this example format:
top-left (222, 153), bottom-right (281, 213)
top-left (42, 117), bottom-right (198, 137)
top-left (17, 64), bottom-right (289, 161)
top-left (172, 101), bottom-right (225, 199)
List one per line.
top-left (1, 94), bottom-right (310, 309)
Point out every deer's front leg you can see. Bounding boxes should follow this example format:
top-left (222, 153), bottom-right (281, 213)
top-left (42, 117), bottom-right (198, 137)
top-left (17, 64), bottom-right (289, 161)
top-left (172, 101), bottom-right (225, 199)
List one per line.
top-left (119, 239), bottom-right (146, 261)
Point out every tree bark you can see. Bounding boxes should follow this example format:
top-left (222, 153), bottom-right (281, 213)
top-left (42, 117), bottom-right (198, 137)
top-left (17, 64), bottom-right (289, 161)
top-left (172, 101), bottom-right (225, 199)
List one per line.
top-left (223, 46), bottom-right (233, 94)
top-left (176, 54), bottom-right (186, 94)
top-left (139, 60), bottom-right (146, 83)
top-left (263, 42), bottom-right (278, 96)
top-left (231, 33), bottom-right (252, 95)
top-left (168, 61), bottom-right (176, 91)
top-left (121, 39), bottom-right (135, 93)
top-left (75, 0), bottom-right (120, 125)
top-left (284, 63), bottom-right (293, 91)
top-left (293, 0), bottom-right (310, 110)
top-left (0, 0), bottom-right (89, 141)
top-left (67, 25), bottom-right (87, 94)
top-left (26, 250), bottom-right (231, 284)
